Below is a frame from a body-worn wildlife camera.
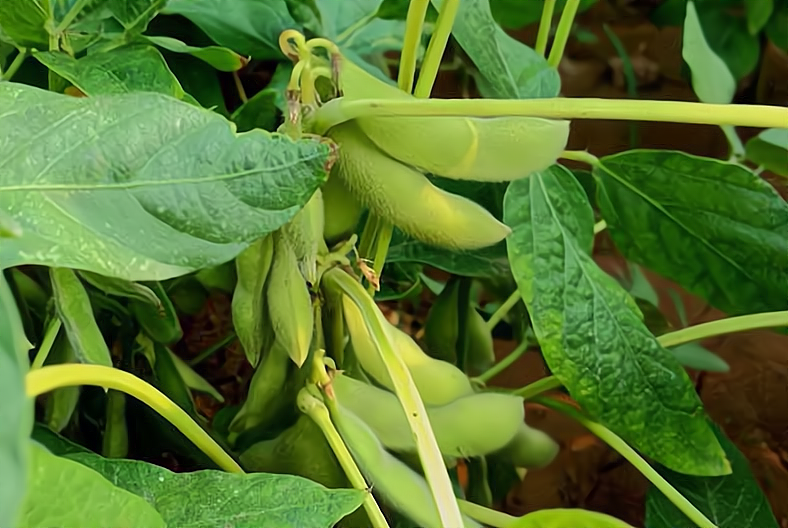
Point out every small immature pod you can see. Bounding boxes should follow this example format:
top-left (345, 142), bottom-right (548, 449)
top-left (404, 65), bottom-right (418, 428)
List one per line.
top-left (328, 122), bottom-right (511, 250)
top-left (423, 277), bottom-right (461, 364)
top-left (341, 294), bottom-right (474, 406)
top-left (495, 421), bottom-right (559, 470)
top-left (336, 55), bottom-right (571, 182)
top-left (232, 234), bottom-right (274, 367)
top-left (130, 282), bottom-right (183, 346)
top-left (281, 189), bottom-right (327, 285)
top-left (266, 231), bottom-right (314, 367)
top-left (465, 306), bottom-right (495, 375)
top-left (329, 402), bottom-right (483, 528)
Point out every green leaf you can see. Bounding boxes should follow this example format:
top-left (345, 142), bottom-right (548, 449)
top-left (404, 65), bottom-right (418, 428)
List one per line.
top-left (490, 0), bottom-right (598, 30)
top-left (34, 45), bottom-right (185, 98)
top-left (682, 1), bottom-right (735, 104)
top-left (50, 268), bottom-right (113, 367)
top-left (745, 0), bottom-right (773, 34)
top-left (161, 0), bottom-right (299, 59)
top-left (65, 451), bottom-right (366, 528)
top-left (694, 6), bottom-right (760, 80)
top-left (509, 507), bottom-right (635, 528)
top-left (106, 0), bottom-right (166, 32)
top-left (430, 0), bottom-right (560, 99)
top-left (130, 282), bottom-right (182, 345)
top-left (745, 128), bottom-right (788, 177)
top-left (0, 273), bottom-right (31, 528)
top-left (645, 424), bottom-right (779, 528)
top-left (314, 0), bottom-right (384, 39)
top-left (161, 49), bottom-right (228, 114)
top-left (19, 444), bottom-right (166, 528)
top-left (504, 165), bottom-right (729, 477)
top-left (32, 423), bottom-right (93, 456)
top-left (387, 237), bottom-right (509, 278)
top-left (78, 271), bottom-right (162, 308)
top-left (231, 88), bottom-right (278, 133)
top-left (144, 35), bottom-right (246, 72)
top-left (0, 82), bottom-right (330, 281)
top-left (594, 150), bottom-right (788, 317)
top-left (167, 348), bottom-right (224, 402)
top-left (766, 1), bottom-right (788, 51)
top-left (0, 0), bottom-right (50, 47)
top-left (669, 343), bottom-right (730, 373)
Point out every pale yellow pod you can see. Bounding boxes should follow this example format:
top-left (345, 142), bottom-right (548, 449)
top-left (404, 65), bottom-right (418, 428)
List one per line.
top-left (328, 121), bottom-right (511, 250)
top-left (321, 174), bottom-right (364, 246)
top-left (496, 421), bottom-right (559, 469)
top-left (341, 294), bottom-right (474, 406)
top-left (266, 231), bottom-right (314, 367)
top-left (336, 54), bottom-right (571, 182)
top-left (333, 373), bottom-right (524, 458)
top-left (282, 189), bottom-right (326, 285)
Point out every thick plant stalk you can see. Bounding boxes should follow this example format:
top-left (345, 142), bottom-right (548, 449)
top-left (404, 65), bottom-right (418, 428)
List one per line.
top-left (323, 268), bottom-right (465, 528)
top-left (535, 0), bottom-right (557, 56)
top-left (398, 0), bottom-right (430, 93)
top-left (312, 97), bottom-right (788, 135)
top-left (26, 364), bottom-right (243, 474)
top-left (547, 0), bottom-right (580, 67)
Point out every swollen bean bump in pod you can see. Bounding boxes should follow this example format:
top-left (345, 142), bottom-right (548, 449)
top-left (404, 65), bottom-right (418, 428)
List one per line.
top-left (329, 403), bottom-right (482, 528)
top-left (496, 421), bottom-right (559, 470)
top-left (327, 121), bottom-right (511, 251)
top-left (322, 173), bottom-right (364, 247)
top-left (336, 54), bottom-right (571, 182)
top-left (341, 294), bottom-right (474, 406)
top-left (267, 231), bottom-right (314, 367)
top-left (282, 189), bottom-right (327, 285)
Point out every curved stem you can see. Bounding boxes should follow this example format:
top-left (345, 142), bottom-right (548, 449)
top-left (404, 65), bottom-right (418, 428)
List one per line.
top-left (398, 0), bottom-right (430, 94)
top-left (561, 149), bottom-right (600, 166)
top-left (458, 499), bottom-right (517, 528)
top-left (312, 97), bottom-right (788, 135)
top-left (533, 396), bottom-right (717, 528)
top-left (30, 318), bottom-right (62, 370)
top-left (323, 268), bottom-right (464, 528)
top-left (484, 289), bottom-right (522, 333)
top-left (299, 388), bottom-right (389, 528)
top-left (514, 375), bottom-right (563, 399)
top-left (475, 340), bottom-right (529, 384)
top-left (1, 48), bottom-right (28, 82)
top-left (547, 0), bottom-right (580, 68)
top-left (55, 0), bottom-right (90, 33)
top-left (414, 0), bottom-right (460, 98)
top-left (535, 0), bottom-right (557, 56)
top-left (26, 364), bottom-right (243, 474)
top-left (658, 310), bottom-right (788, 348)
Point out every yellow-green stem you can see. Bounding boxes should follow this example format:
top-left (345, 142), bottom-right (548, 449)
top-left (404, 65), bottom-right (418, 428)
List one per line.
top-left (514, 376), bottom-right (563, 399)
top-left (414, 0), bottom-right (460, 98)
top-left (324, 268), bottom-right (465, 528)
top-left (30, 318), bottom-right (62, 370)
top-left (1, 48), bottom-right (27, 82)
top-left (535, 0), bottom-right (557, 56)
top-left (561, 149), bottom-right (601, 166)
top-left (458, 499), bottom-right (517, 528)
top-left (484, 290), bottom-right (522, 333)
top-left (398, 0), bottom-right (431, 94)
top-left (658, 310), bottom-right (788, 348)
top-left (547, 0), bottom-right (580, 68)
top-left (54, 0), bottom-right (91, 33)
top-left (312, 97), bottom-right (788, 135)
top-left (475, 340), bottom-right (529, 384)
top-left (26, 364), bottom-right (243, 473)
top-left (534, 396), bottom-right (717, 528)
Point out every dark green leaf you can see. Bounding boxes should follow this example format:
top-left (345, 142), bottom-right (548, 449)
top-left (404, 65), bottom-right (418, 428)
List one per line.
top-left (161, 0), bottom-right (299, 59)
top-left (106, 0), bottom-right (165, 32)
top-left (314, 0), bottom-right (384, 38)
top-left (745, 128), bottom-right (788, 177)
top-left (161, 49), bottom-right (228, 113)
top-left (34, 45), bottom-right (185, 97)
top-left (66, 451), bottom-right (366, 528)
top-left (387, 236), bottom-right (509, 278)
top-left (669, 343), bottom-right (730, 373)
top-left (231, 88), bottom-right (278, 132)
top-left (78, 271), bottom-right (162, 307)
top-left (0, 82), bottom-right (329, 281)
top-left (766, 1), bottom-right (788, 51)
top-left (645, 424), bottom-right (779, 528)
top-left (682, 1), bottom-right (735, 104)
top-left (144, 35), bottom-right (246, 71)
top-left (285, 0), bottom-right (323, 34)
top-left (19, 444), bottom-right (166, 528)
top-left (0, 0), bottom-right (49, 47)
top-left (0, 273), bottom-right (31, 528)
top-left (745, 0), bottom-right (773, 34)
top-left (31, 423), bottom-right (93, 456)
top-left (693, 5), bottom-right (760, 80)
top-left (504, 165), bottom-right (729, 476)
top-left (490, 0), bottom-right (598, 30)
top-left (430, 0), bottom-right (560, 99)
top-left (594, 150), bottom-right (788, 317)
top-left (50, 268), bottom-right (113, 367)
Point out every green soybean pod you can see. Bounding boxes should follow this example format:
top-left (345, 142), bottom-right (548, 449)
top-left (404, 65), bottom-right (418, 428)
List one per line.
top-left (50, 267), bottom-right (112, 367)
top-left (78, 271), bottom-right (162, 309)
top-left (322, 174), bottom-right (364, 247)
top-left (232, 234), bottom-right (274, 367)
top-left (327, 121), bottom-right (512, 251)
top-left (281, 188), bottom-right (327, 285)
top-left (423, 277), bottom-right (461, 364)
top-left (333, 373), bottom-right (524, 458)
top-left (336, 54), bottom-right (571, 183)
top-left (465, 306), bottom-right (495, 375)
top-left (329, 403), bottom-right (483, 528)
top-left (496, 422), bottom-right (559, 470)
top-left (43, 334), bottom-right (80, 433)
top-left (266, 231), bottom-right (314, 367)
top-left (102, 389), bottom-right (129, 459)
top-left (341, 294), bottom-right (474, 405)
top-left (130, 282), bottom-right (183, 345)
top-left (508, 508), bottom-right (636, 527)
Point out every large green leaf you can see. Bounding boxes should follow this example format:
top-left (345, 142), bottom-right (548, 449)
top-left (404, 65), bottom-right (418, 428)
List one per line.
top-left (504, 165), bottom-right (729, 477)
top-left (34, 45), bottom-right (185, 97)
top-left (0, 82), bottom-right (330, 281)
top-left (144, 35), bottom-right (246, 72)
top-left (645, 424), bottom-right (779, 528)
top-left (0, 0), bottom-right (50, 47)
top-left (490, 0), bottom-right (598, 30)
top-left (66, 451), bottom-right (366, 528)
top-left (0, 273), bottom-right (31, 528)
top-left (19, 444), bottom-right (166, 528)
top-left (430, 0), bottom-right (559, 99)
top-left (745, 128), bottom-right (788, 177)
top-left (387, 236), bottom-right (509, 278)
top-left (50, 268), bottom-right (113, 367)
top-left (161, 0), bottom-right (299, 59)
top-left (595, 150), bottom-right (788, 317)
top-left (106, 0), bottom-right (167, 32)
top-left (682, 1), bottom-right (735, 104)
